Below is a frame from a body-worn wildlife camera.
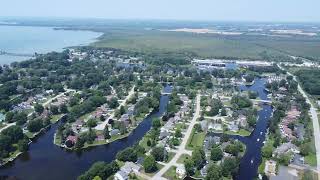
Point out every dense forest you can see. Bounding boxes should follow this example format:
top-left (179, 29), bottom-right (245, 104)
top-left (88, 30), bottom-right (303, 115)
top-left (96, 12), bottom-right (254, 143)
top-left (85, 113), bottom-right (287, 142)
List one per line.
top-left (295, 69), bottom-right (320, 95)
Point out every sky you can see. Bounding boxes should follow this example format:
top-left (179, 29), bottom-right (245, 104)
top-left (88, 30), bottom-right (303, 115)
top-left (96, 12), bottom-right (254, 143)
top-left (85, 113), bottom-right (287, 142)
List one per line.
top-left (1, 0), bottom-right (320, 22)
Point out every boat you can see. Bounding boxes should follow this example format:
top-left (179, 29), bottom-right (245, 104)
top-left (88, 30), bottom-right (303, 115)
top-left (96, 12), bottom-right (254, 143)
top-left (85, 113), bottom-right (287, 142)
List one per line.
top-left (257, 138), bottom-right (260, 142)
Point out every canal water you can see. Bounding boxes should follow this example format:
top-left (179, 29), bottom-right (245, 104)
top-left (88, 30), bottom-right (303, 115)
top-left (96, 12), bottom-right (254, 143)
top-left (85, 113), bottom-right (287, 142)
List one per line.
top-left (0, 85), bottom-right (172, 180)
top-left (206, 78), bottom-right (272, 180)
top-left (233, 78), bottom-right (273, 180)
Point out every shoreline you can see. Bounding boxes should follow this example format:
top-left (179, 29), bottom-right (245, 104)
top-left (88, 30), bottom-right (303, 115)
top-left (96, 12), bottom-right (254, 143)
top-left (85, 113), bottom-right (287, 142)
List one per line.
top-left (53, 107), bottom-right (155, 150)
top-left (0, 25), bottom-right (103, 66)
top-left (0, 115), bottom-right (66, 167)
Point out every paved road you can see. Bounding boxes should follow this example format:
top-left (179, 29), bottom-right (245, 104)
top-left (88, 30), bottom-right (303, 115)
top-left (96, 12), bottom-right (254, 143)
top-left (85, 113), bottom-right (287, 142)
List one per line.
top-left (42, 89), bottom-right (75, 107)
top-left (279, 65), bottom-right (320, 176)
top-left (151, 93), bottom-right (201, 180)
top-left (0, 89), bottom-right (76, 133)
top-left (95, 86), bottom-right (135, 131)
top-left (296, 80), bottom-right (320, 174)
top-left (0, 122), bottom-right (16, 133)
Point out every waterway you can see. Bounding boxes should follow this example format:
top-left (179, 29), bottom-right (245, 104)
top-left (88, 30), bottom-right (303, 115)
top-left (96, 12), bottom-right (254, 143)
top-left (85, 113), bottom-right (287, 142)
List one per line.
top-left (234, 78), bottom-right (273, 180)
top-left (0, 25), bottom-right (102, 65)
top-left (0, 85), bottom-right (172, 180)
top-left (206, 78), bottom-right (272, 180)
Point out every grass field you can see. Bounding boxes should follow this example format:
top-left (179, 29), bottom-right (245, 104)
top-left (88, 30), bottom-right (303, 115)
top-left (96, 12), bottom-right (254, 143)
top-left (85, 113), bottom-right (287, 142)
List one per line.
top-left (93, 29), bottom-right (320, 60)
top-left (186, 129), bottom-right (205, 150)
top-left (163, 166), bottom-right (180, 180)
top-left (225, 129), bottom-right (251, 137)
top-left (177, 154), bottom-right (191, 164)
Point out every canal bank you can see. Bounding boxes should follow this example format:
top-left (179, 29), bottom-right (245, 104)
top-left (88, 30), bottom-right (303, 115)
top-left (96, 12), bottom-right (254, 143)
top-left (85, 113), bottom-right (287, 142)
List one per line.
top-left (206, 79), bottom-right (273, 180)
top-left (0, 86), bottom-right (172, 180)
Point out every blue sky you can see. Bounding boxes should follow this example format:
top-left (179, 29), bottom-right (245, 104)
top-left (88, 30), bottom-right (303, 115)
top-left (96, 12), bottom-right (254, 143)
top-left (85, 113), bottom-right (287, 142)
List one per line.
top-left (1, 0), bottom-right (320, 22)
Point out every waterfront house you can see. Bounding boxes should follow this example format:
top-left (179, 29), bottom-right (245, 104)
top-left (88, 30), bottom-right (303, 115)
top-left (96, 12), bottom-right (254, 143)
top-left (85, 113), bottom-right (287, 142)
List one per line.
top-left (228, 124), bottom-right (239, 132)
top-left (110, 129), bottom-right (120, 136)
top-left (273, 142), bottom-right (299, 157)
top-left (114, 170), bottom-right (128, 180)
top-left (74, 119), bottom-right (84, 128)
top-left (121, 162), bottom-right (141, 173)
top-left (264, 160), bottom-right (277, 176)
top-left (65, 136), bottom-right (78, 148)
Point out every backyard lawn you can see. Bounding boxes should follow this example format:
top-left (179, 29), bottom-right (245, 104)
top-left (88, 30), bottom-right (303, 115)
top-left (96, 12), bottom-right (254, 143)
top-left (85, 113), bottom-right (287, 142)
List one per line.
top-left (186, 129), bottom-right (205, 150)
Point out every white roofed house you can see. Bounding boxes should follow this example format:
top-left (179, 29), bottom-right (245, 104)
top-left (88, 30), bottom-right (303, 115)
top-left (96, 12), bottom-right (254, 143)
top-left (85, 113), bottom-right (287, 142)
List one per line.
top-left (114, 170), bottom-right (128, 180)
top-left (176, 164), bottom-right (186, 179)
top-left (114, 162), bottom-right (141, 180)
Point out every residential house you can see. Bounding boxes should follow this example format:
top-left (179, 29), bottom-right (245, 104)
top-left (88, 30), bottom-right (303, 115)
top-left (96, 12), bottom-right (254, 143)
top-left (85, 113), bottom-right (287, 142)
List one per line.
top-left (176, 164), bottom-right (186, 179)
top-left (264, 160), bottom-right (277, 176)
top-left (114, 170), bottom-right (128, 180)
top-left (110, 129), bottom-right (120, 136)
top-left (273, 142), bottom-right (299, 157)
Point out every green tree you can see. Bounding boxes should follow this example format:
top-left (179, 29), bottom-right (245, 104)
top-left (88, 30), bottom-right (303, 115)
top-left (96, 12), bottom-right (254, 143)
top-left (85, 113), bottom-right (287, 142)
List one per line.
top-left (174, 128), bottom-right (182, 138)
top-left (17, 138), bottom-right (29, 152)
top-left (192, 148), bottom-right (205, 169)
top-left (116, 147), bottom-right (137, 162)
top-left (103, 125), bottom-right (111, 139)
top-left (184, 158), bottom-right (194, 176)
top-left (60, 104), bottom-right (68, 113)
top-left (50, 105), bottom-right (59, 115)
top-left (5, 111), bottom-right (14, 123)
top-left (300, 143), bottom-right (311, 156)
top-left (262, 145), bottom-right (273, 158)
top-left (221, 157), bottom-right (239, 177)
top-left (87, 119), bottom-right (97, 128)
top-left (206, 164), bottom-right (222, 180)
top-left (27, 119), bottom-right (44, 132)
top-left (152, 118), bottom-right (161, 129)
top-left (151, 146), bottom-right (167, 162)
top-left (34, 103), bottom-right (44, 114)
top-left (211, 147), bottom-right (223, 161)
top-left (143, 155), bottom-right (157, 173)
top-left (221, 107), bottom-right (227, 116)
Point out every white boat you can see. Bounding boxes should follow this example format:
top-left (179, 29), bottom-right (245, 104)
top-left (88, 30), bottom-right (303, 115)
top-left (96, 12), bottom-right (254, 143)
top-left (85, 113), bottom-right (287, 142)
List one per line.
top-left (251, 159), bottom-right (254, 164)
top-left (257, 138), bottom-right (260, 142)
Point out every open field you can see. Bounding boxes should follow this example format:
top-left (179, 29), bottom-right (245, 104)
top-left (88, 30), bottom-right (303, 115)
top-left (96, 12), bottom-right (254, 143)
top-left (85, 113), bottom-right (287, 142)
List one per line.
top-left (93, 29), bottom-right (320, 61)
top-left (186, 129), bottom-right (205, 150)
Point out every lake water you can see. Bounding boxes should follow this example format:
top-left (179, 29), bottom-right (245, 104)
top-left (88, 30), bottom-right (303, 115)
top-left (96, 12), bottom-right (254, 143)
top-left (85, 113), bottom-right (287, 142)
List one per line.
top-left (0, 85), bottom-right (172, 180)
top-left (0, 25), bottom-right (102, 65)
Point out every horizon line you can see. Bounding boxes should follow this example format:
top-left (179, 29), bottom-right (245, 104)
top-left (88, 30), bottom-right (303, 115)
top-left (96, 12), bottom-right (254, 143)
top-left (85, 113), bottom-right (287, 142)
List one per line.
top-left (1, 16), bottom-right (320, 24)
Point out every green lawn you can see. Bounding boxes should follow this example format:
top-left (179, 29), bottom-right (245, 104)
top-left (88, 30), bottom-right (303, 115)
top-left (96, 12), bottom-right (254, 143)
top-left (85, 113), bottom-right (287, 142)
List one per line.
top-left (186, 129), bottom-right (205, 150)
top-left (141, 163), bottom-right (164, 177)
top-left (166, 152), bottom-right (176, 163)
top-left (258, 158), bottom-right (266, 174)
top-left (305, 153), bottom-right (317, 167)
top-left (83, 133), bottom-right (129, 148)
top-left (139, 133), bottom-right (152, 152)
top-left (163, 166), bottom-right (180, 180)
top-left (50, 114), bottom-right (64, 123)
top-left (177, 154), bottom-right (191, 164)
top-left (224, 129), bottom-right (251, 137)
